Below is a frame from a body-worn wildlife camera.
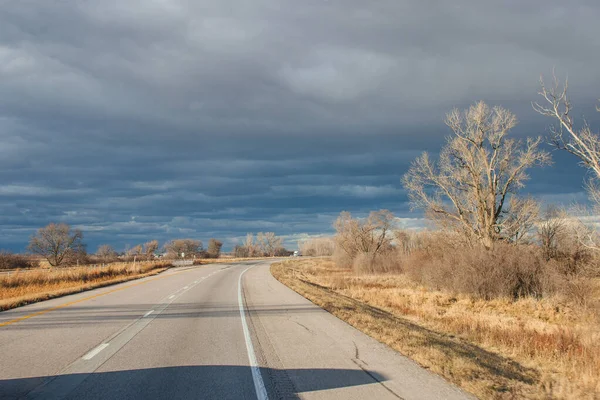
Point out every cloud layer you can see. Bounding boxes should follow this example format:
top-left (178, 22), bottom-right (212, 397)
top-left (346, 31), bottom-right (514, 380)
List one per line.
top-left (1, 1), bottom-right (599, 251)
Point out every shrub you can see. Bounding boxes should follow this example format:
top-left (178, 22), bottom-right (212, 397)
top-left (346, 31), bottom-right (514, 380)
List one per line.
top-left (332, 247), bottom-right (353, 269)
top-left (300, 238), bottom-right (335, 256)
top-left (207, 239), bottom-right (223, 259)
top-left (0, 251), bottom-right (39, 270)
top-left (403, 240), bottom-right (596, 302)
top-left (352, 251), bottom-right (403, 274)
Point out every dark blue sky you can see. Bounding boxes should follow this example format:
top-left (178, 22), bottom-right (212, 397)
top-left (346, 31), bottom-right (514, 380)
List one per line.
top-left (1, 1), bottom-right (599, 252)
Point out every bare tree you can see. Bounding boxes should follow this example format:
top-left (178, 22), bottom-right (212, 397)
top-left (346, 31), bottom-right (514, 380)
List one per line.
top-left (502, 197), bottom-right (540, 244)
top-left (164, 239), bottom-right (203, 259)
top-left (403, 101), bottom-right (551, 249)
top-left (207, 238), bottom-right (223, 259)
top-left (333, 210), bottom-right (395, 260)
top-left (537, 206), bottom-right (569, 260)
top-left (143, 240), bottom-right (159, 260)
top-left (256, 232), bottom-right (282, 257)
top-left (244, 233), bottom-right (258, 257)
top-left (126, 244), bottom-right (143, 259)
top-left (233, 244), bottom-right (249, 258)
top-left (533, 75), bottom-right (600, 254)
top-left (299, 237), bottom-right (335, 256)
top-left (28, 223), bottom-right (86, 267)
top-left (96, 244), bottom-right (118, 262)
top-left (534, 75), bottom-right (600, 205)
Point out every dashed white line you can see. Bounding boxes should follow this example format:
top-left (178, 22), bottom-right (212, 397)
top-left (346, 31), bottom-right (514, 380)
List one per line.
top-left (143, 310), bottom-right (154, 318)
top-left (168, 295), bottom-right (175, 300)
top-left (82, 343), bottom-right (109, 360)
top-left (184, 286), bottom-right (189, 289)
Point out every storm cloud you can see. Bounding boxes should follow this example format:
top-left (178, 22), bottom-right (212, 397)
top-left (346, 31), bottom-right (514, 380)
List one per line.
top-left (1, 1), bottom-right (599, 251)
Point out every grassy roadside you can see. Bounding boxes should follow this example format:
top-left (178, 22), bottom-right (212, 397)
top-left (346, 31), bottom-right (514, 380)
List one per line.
top-left (271, 258), bottom-right (600, 399)
top-left (0, 257), bottom-right (270, 312)
top-left (0, 261), bottom-right (172, 311)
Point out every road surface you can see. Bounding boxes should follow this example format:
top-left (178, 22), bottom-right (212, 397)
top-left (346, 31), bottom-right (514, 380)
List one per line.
top-left (0, 260), bottom-right (471, 400)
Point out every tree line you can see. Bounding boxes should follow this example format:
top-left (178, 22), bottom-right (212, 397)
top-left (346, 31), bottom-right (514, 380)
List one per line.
top-left (398, 75), bottom-right (600, 250)
top-left (1, 225), bottom-right (290, 269)
top-left (0, 223), bottom-right (225, 268)
top-left (232, 232), bottom-right (290, 257)
top-left (329, 76), bottom-right (600, 301)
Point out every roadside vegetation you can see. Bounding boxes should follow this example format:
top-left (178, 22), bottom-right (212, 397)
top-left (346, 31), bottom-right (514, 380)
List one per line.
top-left (1, 226), bottom-right (288, 311)
top-left (275, 89), bottom-right (600, 399)
top-left (0, 261), bottom-right (171, 311)
top-left (273, 258), bottom-right (599, 399)
top-left (233, 232), bottom-right (291, 257)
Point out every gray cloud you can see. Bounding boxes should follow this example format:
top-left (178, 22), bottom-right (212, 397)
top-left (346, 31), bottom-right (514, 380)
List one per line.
top-left (1, 1), bottom-right (599, 251)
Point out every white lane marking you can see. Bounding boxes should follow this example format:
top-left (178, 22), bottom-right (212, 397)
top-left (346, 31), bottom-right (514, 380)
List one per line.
top-left (143, 310), bottom-right (154, 318)
top-left (168, 295), bottom-right (175, 300)
top-left (184, 286), bottom-right (189, 289)
top-left (26, 267), bottom-right (232, 399)
top-left (238, 266), bottom-right (269, 400)
top-left (82, 343), bottom-right (109, 360)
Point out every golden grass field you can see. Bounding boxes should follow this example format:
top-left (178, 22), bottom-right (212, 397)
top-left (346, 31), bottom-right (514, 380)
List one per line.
top-left (0, 257), bottom-right (271, 312)
top-left (272, 258), bottom-right (600, 400)
top-left (0, 261), bottom-right (171, 311)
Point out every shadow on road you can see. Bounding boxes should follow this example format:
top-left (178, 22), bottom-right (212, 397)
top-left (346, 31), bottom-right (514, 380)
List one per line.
top-left (1, 365), bottom-right (389, 400)
top-left (0, 303), bottom-right (324, 330)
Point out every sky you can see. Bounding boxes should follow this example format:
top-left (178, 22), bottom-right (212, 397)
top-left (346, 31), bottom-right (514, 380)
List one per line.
top-left (1, 0), bottom-right (600, 252)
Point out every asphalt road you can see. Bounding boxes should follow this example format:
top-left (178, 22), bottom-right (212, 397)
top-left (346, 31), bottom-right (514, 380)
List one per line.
top-left (0, 260), bottom-right (471, 400)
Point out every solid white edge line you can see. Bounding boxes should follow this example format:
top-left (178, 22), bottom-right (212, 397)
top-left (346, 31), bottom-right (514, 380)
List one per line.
top-left (82, 343), bottom-right (109, 360)
top-left (143, 310), bottom-right (154, 318)
top-left (238, 266), bottom-right (269, 400)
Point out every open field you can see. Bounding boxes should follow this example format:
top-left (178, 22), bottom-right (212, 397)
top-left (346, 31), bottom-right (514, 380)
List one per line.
top-left (0, 261), bottom-right (171, 311)
top-left (272, 258), bottom-right (600, 399)
top-left (0, 257), bottom-right (273, 311)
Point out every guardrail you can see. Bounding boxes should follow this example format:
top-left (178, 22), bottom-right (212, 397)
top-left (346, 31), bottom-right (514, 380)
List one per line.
top-left (171, 260), bottom-right (195, 267)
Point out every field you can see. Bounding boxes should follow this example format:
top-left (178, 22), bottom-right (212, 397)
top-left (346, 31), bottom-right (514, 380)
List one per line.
top-left (0, 261), bottom-right (171, 311)
top-left (0, 257), bottom-right (271, 312)
top-left (272, 258), bottom-right (600, 399)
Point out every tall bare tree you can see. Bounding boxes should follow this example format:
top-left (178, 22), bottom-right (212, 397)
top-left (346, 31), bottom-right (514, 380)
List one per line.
top-left (534, 75), bottom-right (600, 202)
top-left (333, 210), bottom-right (394, 260)
top-left (143, 240), bottom-right (159, 260)
top-left (256, 232), bottom-right (282, 257)
top-left (28, 223), bottom-right (85, 267)
top-left (244, 233), bottom-right (258, 257)
top-left (403, 101), bottom-right (550, 248)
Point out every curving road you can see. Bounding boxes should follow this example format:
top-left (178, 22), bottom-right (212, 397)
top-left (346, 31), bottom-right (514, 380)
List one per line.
top-left (0, 260), bottom-right (471, 400)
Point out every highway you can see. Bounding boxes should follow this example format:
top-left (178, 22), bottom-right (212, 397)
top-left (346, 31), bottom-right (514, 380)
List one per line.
top-left (0, 260), bottom-right (471, 399)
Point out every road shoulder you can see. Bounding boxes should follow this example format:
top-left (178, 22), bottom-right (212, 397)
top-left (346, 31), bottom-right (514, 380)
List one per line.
top-left (243, 261), bottom-right (471, 400)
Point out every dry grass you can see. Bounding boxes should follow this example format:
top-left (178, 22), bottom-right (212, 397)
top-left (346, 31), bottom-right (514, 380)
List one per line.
top-left (272, 258), bottom-right (600, 399)
top-left (0, 261), bottom-right (171, 311)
